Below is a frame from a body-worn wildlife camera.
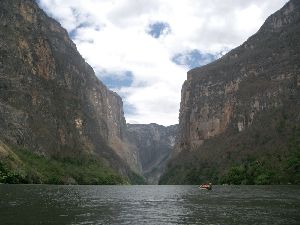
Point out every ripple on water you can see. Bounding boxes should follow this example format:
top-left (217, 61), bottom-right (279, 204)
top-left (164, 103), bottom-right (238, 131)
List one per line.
top-left (0, 185), bottom-right (300, 225)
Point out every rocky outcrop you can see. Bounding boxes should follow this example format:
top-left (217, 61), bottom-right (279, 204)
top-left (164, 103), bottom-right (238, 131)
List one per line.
top-left (161, 0), bottom-right (300, 184)
top-left (176, 0), bottom-right (300, 152)
top-left (126, 123), bottom-right (177, 184)
top-left (0, 0), bottom-right (138, 176)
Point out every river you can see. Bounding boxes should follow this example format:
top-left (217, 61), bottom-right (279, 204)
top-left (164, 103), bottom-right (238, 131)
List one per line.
top-left (0, 185), bottom-right (299, 224)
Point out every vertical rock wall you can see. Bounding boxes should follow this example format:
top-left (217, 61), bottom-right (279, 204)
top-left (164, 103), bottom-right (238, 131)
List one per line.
top-left (0, 0), bottom-right (138, 172)
top-left (126, 123), bottom-right (178, 183)
top-left (176, 0), bottom-right (300, 153)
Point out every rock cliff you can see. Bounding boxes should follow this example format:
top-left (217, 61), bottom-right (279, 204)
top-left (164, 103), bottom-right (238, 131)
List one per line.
top-left (0, 0), bottom-right (139, 179)
top-left (161, 0), bottom-right (300, 184)
top-left (126, 123), bottom-right (177, 184)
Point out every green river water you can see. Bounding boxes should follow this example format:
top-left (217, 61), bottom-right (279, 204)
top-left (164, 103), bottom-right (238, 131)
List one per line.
top-left (0, 185), bottom-right (299, 224)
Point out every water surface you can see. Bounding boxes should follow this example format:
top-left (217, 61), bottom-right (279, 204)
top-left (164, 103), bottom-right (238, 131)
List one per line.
top-left (0, 185), bottom-right (299, 224)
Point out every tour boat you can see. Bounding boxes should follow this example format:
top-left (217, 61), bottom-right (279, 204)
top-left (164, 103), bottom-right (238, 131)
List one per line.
top-left (199, 183), bottom-right (212, 190)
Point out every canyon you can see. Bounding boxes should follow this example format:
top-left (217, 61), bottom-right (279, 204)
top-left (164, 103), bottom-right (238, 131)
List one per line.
top-left (126, 123), bottom-right (177, 184)
top-left (160, 0), bottom-right (300, 184)
top-left (0, 0), bottom-right (299, 185)
top-left (0, 0), bottom-right (177, 184)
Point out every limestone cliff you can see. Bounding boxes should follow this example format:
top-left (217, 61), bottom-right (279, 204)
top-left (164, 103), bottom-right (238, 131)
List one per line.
top-left (126, 123), bottom-right (177, 184)
top-left (161, 0), bottom-right (300, 184)
top-left (0, 0), bottom-right (138, 177)
top-left (177, 0), bottom-right (299, 151)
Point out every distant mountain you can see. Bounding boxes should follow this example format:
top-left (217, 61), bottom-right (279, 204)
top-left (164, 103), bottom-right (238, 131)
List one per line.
top-left (126, 123), bottom-right (177, 184)
top-left (160, 0), bottom-right (300, 185)
top-left (0, 0), bottom-right (142, 184)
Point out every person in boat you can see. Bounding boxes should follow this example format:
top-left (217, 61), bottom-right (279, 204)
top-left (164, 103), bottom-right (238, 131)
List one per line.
top-left (199, 182), bottom-right (212, 190)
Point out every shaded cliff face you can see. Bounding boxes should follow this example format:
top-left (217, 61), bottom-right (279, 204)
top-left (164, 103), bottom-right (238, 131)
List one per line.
top-left (161, 0), bottom-right (300, 184)
top-left (0, 0), bottom-right (137, 175)
top-left (126, 123), bottom-right (177, 184)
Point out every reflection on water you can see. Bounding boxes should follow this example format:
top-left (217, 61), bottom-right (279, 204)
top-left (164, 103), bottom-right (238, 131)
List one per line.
top-left (0, 185), bottom-right (299, 225)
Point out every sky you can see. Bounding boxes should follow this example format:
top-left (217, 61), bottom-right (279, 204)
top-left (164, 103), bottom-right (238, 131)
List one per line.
top-left (37, 0), bottom-right (289, 126)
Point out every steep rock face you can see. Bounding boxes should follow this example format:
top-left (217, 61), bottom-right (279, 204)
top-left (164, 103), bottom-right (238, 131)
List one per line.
top-left (162, 0), bottom-right (300, 184)
top-left (177, 0), bottom-right (299, 152)
top-left (127, 123), bottom-right (177, 183)
top-left (0, 0), bottom-right (138, 175)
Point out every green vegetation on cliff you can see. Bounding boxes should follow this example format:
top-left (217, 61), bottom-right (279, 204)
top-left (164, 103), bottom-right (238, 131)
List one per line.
top-left (160, 108), bottom-right (300, 185)
top-left (220, 128), bottom-right (300, 185)
top-left (0, 144), bottom-right (144, 185)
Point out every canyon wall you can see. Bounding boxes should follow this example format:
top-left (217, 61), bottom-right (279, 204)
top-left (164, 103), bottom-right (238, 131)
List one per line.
top-left (127, 123), bottom-right (177, 183)
top-left (161, 0), bottom-right (300, 184)
top-left (177, 0), bottom-right (299, 152)
top-left (0, 0), bottom-right (139, 176)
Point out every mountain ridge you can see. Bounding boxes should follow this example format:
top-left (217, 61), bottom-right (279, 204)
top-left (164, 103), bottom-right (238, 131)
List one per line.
top-left (0, 0), bottom-right (142, 183)
top-left (161, 0), bottom-right (300, 184)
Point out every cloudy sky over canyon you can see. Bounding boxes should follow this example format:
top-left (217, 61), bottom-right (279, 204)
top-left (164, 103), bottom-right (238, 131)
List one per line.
top-left (37, 0), bottom-right (288, 125)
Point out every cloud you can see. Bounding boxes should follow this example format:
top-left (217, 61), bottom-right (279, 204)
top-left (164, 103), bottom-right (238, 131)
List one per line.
top-left (37, 0), bottom-right (289, 125)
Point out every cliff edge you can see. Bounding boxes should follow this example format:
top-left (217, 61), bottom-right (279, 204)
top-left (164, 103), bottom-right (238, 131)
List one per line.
top-left (0, 0), bottom-right (140, 183)
top-left (161, 0), bottom-right (300, 184)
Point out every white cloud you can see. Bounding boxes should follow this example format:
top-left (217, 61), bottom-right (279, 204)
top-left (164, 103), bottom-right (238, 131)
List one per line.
top-left (38, 0), bottom-right (289, 126)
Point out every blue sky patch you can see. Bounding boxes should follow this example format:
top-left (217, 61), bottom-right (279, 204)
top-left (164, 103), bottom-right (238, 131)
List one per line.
top-left (172, 50), bottom-right (217, 69)
top-left (148, 22), bottom-right (171, 38)
top-left (123, 102), bottom-right (136, 116)
top-left (97, 71), bottom-right (136, 117)
top-left (99, 71), bottom-right (134, 89)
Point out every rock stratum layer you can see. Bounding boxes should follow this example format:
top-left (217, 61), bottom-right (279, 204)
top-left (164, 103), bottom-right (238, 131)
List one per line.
top-left (126, 123), bottom-right (177, 184)
top-left (0, 0), bottom-right (140, 182)
top-left (161, 0), bottom-right (300, 184)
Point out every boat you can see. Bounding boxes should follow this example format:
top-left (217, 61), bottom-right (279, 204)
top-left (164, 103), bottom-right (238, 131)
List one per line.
top-left (199, 183), bottom-right (212, 190)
